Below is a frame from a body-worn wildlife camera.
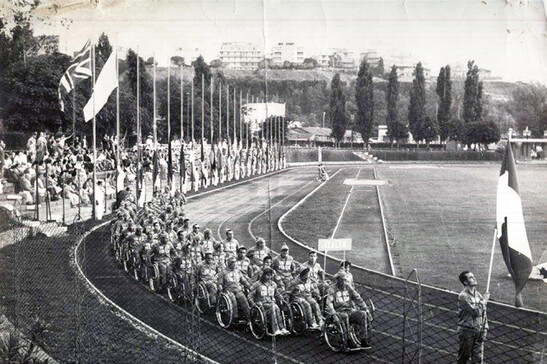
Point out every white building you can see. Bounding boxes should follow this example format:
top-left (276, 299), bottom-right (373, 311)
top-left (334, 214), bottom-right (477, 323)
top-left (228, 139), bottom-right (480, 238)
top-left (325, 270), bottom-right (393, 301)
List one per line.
top-left (317, 48), bottom-right (357, 70)
top-left (219, 42), bottom-right (263, 70)
top-left (270, 42), bottom-right (305, 66)
top-left (396, 64), bottom-right (431, 82)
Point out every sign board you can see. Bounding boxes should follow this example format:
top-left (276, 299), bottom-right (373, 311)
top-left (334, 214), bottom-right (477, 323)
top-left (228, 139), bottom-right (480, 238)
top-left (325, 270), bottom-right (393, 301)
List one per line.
top-left (318, 238), bottom-right (352, 252)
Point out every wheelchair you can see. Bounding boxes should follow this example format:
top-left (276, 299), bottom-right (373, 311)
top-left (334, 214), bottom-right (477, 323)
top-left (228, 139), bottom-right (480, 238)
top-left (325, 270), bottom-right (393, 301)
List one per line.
top-left (171, 272), bottom-right (193, 305)
top-left (216, 291), bottom-right (249, 329)
top-left (320, 295), bottom-right (375, 352)
top-left (194, 282), bottom-right (215, 314)
top-left (148, 260), bottom-right (172, 294)
top-left (249, 302), bottom-right (288, 340)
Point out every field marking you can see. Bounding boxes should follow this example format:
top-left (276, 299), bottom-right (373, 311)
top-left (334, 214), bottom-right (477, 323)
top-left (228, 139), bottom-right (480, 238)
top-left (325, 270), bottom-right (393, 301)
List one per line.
top-left (331, 168), bottom-right (361, 239)
top-left (343, 179), bottom-right (387, 186)
top-left (373, 167), bottom-right (396, 276)
top-left (247, 179), bottom-right (318, 243)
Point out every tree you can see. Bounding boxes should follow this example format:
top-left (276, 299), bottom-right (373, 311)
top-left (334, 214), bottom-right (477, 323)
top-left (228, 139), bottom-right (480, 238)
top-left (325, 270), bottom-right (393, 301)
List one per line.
top-left (171, 56), bottom-right (185, 67)
top-left (2, 53), bottom-right (72, 132)
top-left (463, 60), bottom-right (483, 123)
top-left (506, 83), bottom-right (547, 137)
top-left (302, 57), bottom-right (318, 69)
top-left (436, 65), bottom-right (452, 144)
top-left (192, 55), bottom-right (211, 91)
top-left (408, 62), bottom-right (427, 143)
top-left (126, 49), bottom-right (154, 138)
top-left (355, 59), bottom-right (374, 147)
top-left (329, 73), bottom-right (347, 146)
top-left (386, 65), bottom-right (408, 146)
top-left (466, 120), bottom-right (500, 149)
top-left (209, 59), bottom-right (222, 68)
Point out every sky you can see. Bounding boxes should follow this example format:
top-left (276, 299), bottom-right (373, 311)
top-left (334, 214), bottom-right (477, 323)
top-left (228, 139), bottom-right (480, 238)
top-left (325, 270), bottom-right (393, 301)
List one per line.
top-left (21, 0), bottom-right (547, 84)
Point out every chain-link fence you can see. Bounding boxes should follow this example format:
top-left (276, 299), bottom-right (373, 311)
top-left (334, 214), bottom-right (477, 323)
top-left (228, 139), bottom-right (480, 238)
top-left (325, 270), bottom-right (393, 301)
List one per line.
top-left (1, 172), bottom-right (545, 364)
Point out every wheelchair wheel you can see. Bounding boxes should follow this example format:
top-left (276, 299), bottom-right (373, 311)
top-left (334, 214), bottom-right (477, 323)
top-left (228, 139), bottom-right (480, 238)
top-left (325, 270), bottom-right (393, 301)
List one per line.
top-left (132, 265), bottom-right (139, 281)
top-left (149, 265), bottom-right (159, 292)
top-left (167, 276), bottom-right (177, 302)
top-left (250, 305), bottom-right (266, 340)
top-left (195, 283), bottom-right (211, 314)
top-left (290, 302), bottom-right (307, 335)
top-left (122, 250), bottom-right (130, 272)
top-left (216, 293), bottom-right (234, 328)
top-left (323, 317), bottom-right (346, 352)
top-left (278, 300), bottom-right (292, 334)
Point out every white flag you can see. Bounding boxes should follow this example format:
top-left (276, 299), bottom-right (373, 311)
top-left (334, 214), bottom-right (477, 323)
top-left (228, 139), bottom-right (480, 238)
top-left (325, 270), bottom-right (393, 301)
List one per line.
top-left (83, 51), bottom-right (118, 122)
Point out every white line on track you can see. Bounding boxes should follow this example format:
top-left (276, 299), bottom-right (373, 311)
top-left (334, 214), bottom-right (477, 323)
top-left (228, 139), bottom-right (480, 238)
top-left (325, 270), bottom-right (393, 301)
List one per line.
top-left (247, 179), bottom-right (317, 242)
top-left (373, 167), bottom-right (396, 276)
top-left (330, 167), bottom-right (361, 239)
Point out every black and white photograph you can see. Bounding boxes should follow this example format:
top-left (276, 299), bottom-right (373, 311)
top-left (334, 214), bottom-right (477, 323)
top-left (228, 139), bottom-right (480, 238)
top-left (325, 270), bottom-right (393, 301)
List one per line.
top-left (0, 0), bottom-right (546, 363)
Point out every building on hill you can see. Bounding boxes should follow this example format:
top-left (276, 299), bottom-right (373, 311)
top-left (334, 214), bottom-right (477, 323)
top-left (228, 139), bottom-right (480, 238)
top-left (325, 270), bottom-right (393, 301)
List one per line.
top-left (396, 64), bottom-right (431, 82)
top-left (317, 49), bottom-right (357, 70)
top-left (270, 42), bottom-right (305, 66)
top-left (286, 126), bottom-right (364, 146)
top-left (219, 42), bottom-right (263, 70)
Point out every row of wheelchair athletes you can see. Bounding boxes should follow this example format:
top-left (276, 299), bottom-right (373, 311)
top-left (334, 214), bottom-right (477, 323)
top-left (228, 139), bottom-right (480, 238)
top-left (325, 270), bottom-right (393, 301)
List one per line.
top-left (113, 220), bottom-right (374, 349)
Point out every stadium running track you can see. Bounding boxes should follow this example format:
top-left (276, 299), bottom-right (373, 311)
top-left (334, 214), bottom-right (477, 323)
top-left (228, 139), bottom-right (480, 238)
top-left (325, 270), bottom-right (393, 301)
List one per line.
top-left (78, 166), bottom-right (405, 364)
top-left (77, 166), bottom-right (541, 364)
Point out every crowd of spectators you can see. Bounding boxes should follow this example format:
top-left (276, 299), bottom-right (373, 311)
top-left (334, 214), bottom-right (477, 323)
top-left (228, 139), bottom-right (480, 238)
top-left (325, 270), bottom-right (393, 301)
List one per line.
top-left (0, 132), bottom-right (117, 206)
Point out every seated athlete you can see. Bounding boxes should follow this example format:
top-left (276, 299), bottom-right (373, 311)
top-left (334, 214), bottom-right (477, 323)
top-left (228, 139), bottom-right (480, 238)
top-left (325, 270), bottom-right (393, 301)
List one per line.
top-left (248, 237), bottom-right (270, 268)
top-left (273, 244), bottom-right (299, 289)
top-left (325, 272), bottom-right (371, 349)
top-left (222, 229), bottom-right (240, 258)
top-left (289, 267), bottom-right (323, 330)
top-left (248, 267), bottom-right (290, 336)
top-left (196, 252), bottom-right (220, 303)
top-left (235, 246), bottom-right (254, 278)
top-left (217, 256), bottom-right (252, 324)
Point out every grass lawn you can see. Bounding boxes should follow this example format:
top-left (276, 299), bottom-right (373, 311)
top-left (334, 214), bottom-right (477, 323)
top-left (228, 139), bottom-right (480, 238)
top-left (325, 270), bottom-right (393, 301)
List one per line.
top-left (376, 164), bottom-right (547, 311)
top-left (282, 163), bottom-right (547, 311)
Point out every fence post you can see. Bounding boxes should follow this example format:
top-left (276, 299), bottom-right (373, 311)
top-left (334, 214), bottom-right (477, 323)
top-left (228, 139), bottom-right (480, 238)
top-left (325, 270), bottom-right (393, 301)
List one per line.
top-left (402, 269), bottom-right (422, 364)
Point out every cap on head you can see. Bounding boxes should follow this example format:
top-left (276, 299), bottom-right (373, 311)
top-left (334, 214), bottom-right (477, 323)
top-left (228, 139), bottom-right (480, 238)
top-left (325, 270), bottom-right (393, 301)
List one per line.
top-left (256, 237), bottom-right (265, 245)
top-left (237, 246), bottom-right (247, 253)
top-left (299, 267), bottom-right (310, 278)
top-left (280, 244), bottom-right (289, 251)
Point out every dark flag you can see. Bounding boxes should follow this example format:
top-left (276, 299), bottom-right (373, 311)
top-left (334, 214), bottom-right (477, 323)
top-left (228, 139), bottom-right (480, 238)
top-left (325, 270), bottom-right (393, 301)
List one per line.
top-left (152, 149), bottom-right (159, 191)
top-left (58, 40), bottom-right (92, 111)
top-left (167, 139), bottom-right (173, 187)
top-left (496, 142), bottom-right (533, 307)
top-left (180, 145), bottom-right (186, 188)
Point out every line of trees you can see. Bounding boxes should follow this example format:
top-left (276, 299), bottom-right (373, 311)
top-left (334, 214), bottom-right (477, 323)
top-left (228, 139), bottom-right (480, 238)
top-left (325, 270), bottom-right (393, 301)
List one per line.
top-left (328, 59), bottom-right (507, 149)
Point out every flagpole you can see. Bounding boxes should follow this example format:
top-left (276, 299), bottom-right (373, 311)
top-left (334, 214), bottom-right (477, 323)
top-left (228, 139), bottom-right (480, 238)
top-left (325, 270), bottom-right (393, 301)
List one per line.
top-left (191, 75), bottom-right (195, 142)
top-left (218, 80), bottom-right (222, 142)
top-left (115, 38), bottom-right (120, 195)
top-left (92, 43), bottom-right (97, 219)
top-left (486, 228), bottom-right (497, 293)
top-left (168, 56), bottom-right (171, 160)
top-left (233, 88), bottom-right (236, 146)
top-left (180, 64), bottom-right (184, 141)
top-left (136, 47), bottom-right (141, 205)
top-left (245, 92), bottom-right (249, 150)
top-left (226, 85), bottom-right (229, 144)
top-left (201, 73), bottom-right (205, 147)
top-left (210, 75), bottom-right (214, 144)
top-left (153, 54), bottom-right (157, 150)
top-left (239, 89), bottom-right (243, 149)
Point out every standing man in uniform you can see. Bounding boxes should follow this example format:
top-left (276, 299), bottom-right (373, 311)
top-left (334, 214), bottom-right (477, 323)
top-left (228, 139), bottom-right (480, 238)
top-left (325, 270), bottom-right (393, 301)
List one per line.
top-left (457, 271), bottom-right (489, 364)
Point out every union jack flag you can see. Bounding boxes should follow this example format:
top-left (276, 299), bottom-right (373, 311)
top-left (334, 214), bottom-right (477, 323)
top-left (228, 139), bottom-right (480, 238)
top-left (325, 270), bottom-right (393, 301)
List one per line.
top-left (58, 40), bottom-right (92, 111)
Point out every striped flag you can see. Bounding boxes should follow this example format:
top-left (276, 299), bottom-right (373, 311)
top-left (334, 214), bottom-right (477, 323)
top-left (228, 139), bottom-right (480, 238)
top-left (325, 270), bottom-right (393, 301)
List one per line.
top-left (58, 40), bottom-right (92, 111)
top-left (496, 142), bottom-right (533, 307)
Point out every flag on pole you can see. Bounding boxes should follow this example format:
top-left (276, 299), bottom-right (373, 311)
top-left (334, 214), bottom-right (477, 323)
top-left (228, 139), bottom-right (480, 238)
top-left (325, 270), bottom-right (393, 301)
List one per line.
top-left (83, 51), bottom-right (119, 121)
top-left (168, 139), bottom-right (174, 191)
top-left (496, 142), bottom-right (533, 307)
top-left (180, 145), bottom-right (186, 191)
top-left (58, 40), bottom-right (92, 111)
top-left (152, 149), bottom-right (160, 191)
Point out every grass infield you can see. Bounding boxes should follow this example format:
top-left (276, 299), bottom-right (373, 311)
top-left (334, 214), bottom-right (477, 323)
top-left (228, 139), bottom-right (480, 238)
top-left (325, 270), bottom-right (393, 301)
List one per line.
top-left (283, 164), bottom-right (547, 312)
